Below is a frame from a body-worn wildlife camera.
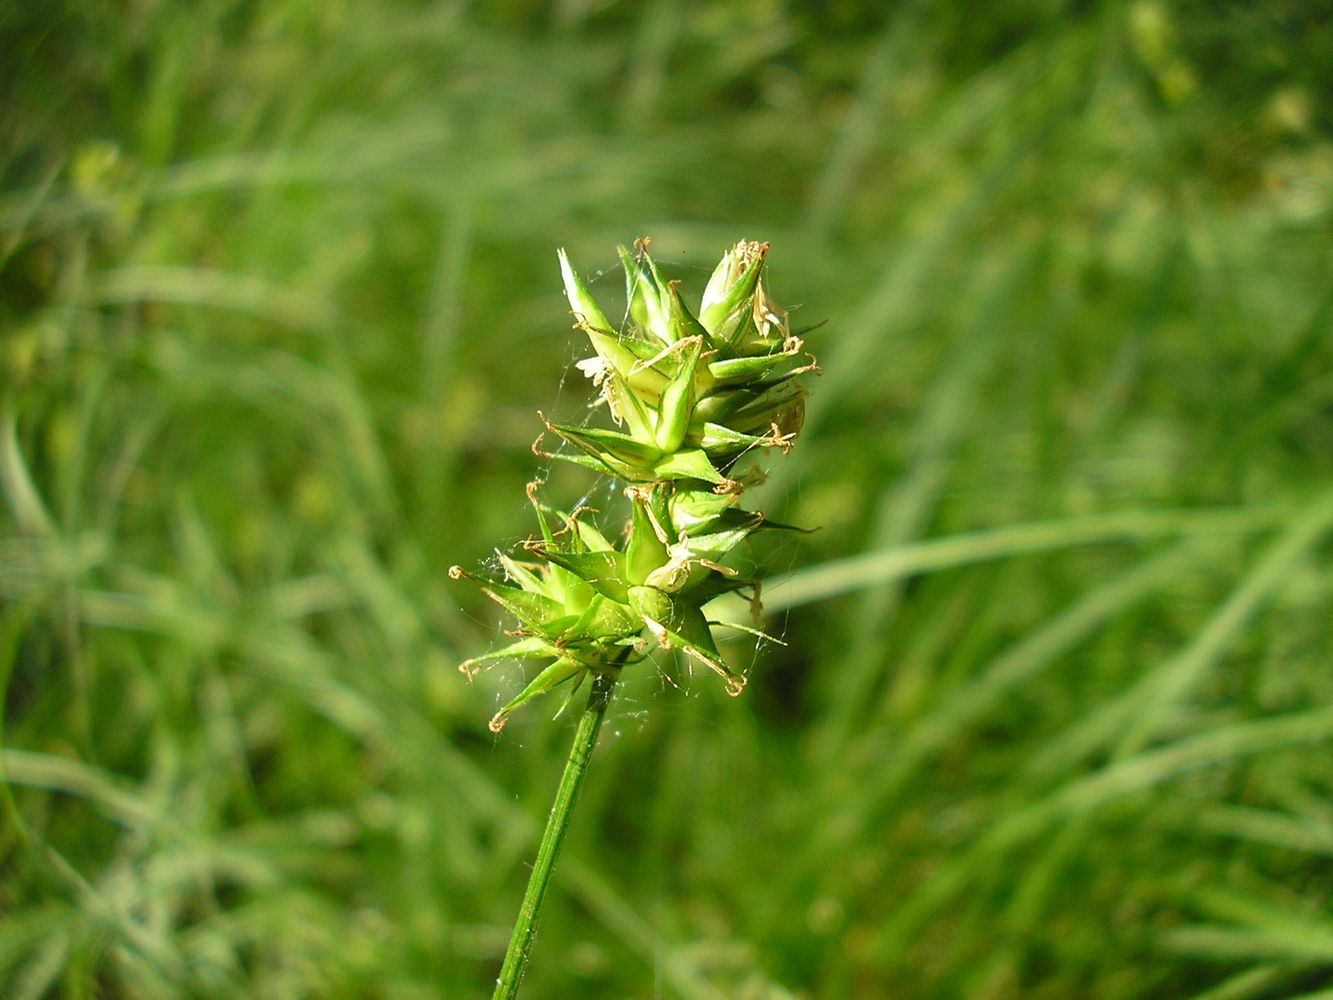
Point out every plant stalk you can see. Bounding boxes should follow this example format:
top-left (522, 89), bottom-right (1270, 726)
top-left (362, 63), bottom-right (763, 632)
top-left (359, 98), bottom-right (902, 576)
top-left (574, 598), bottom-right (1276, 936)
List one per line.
top-left (492, 668), bottom-right (618, 999)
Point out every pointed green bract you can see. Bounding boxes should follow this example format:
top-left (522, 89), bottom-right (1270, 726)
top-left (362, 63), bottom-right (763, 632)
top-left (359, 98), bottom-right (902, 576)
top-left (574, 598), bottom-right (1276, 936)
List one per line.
top-left (708, 348), bottom-right (802, 387)
top-left (561, 593), bottom-right (641, 647)
top-left (499, 553), bottom-right (551, 599)
top-left (694, 421), bottom-right (791, 460)
top-left (652, 448), bottom-right (729, 485)
top-left (583, 328), bottom-right (670, 399)
top-left (628, 585), bottom-right (745, 696)
top-left (449, 565), bottom-right (564, 628)
top-left (620, 244), bottom-right (671, 346)
top-left (607, 373), bottom-right (657, 443)
top-left (490, 657), bottom-right (586, 733)
top-left (533, 547), bottom-right (631, 604)
top-left (544, 421), bottom-right (663, 480)
top-left (666, 282), bottom-right (714, 348)
top-left (558, 248), bottom-right (614, 334)
top-left (668, 487), bottom-right (740, 535)
top-left (459, 636), bottom-right (556, 679)
top-left (654, 336), bottom-right (703, 453)
top-left (680, 515), bottom-right (765, 563)
top-left (626, 491), bottom-right (671, 586)
top-left (699, 240), bottom-right (768, 347)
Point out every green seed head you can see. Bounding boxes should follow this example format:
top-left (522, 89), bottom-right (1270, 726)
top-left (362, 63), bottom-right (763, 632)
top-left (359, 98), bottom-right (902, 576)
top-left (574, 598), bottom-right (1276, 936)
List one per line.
top-left (452, 240), bottom-right (818, 728)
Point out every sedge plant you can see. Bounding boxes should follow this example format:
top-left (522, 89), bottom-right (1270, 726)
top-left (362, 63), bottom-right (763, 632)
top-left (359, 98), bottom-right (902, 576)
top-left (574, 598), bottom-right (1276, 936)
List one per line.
top-left (451, 238), bottom-right (818, 998)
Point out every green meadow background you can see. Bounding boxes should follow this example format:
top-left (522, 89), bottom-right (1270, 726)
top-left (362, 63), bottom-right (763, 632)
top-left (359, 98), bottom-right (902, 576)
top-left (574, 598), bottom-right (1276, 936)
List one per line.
top-left (3, 2), bottom-right (1332, 997)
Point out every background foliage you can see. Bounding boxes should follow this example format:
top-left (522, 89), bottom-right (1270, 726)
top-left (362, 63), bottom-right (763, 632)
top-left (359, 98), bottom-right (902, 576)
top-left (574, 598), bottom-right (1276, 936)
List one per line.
top-left (3, 1), bottom-right (1332, 997)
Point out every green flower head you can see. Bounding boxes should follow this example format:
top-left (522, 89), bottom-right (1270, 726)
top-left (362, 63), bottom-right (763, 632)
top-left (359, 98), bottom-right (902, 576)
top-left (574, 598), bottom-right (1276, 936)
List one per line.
top-left (453, 240), bottom-right (817, 730)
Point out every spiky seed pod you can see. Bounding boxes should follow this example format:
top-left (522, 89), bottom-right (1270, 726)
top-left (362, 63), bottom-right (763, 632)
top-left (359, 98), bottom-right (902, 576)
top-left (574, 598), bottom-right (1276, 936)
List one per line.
top-left (453, 241), bottom-right (818, 729)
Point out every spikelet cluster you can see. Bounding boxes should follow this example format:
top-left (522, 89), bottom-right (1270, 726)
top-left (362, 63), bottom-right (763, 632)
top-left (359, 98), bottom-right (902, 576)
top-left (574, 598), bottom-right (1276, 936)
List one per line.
top-left (451, 239), bottom-right (819, 731)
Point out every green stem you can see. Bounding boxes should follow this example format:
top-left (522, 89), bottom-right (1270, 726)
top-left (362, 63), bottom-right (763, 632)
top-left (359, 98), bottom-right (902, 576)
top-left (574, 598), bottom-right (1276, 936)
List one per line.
top-left (492, 668), bottom-right (618, 999)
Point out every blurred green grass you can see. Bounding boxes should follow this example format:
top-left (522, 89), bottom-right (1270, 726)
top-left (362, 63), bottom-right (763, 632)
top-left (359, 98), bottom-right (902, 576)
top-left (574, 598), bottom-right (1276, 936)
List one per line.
top-left (3, 2), bottom-right (1332, 997)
